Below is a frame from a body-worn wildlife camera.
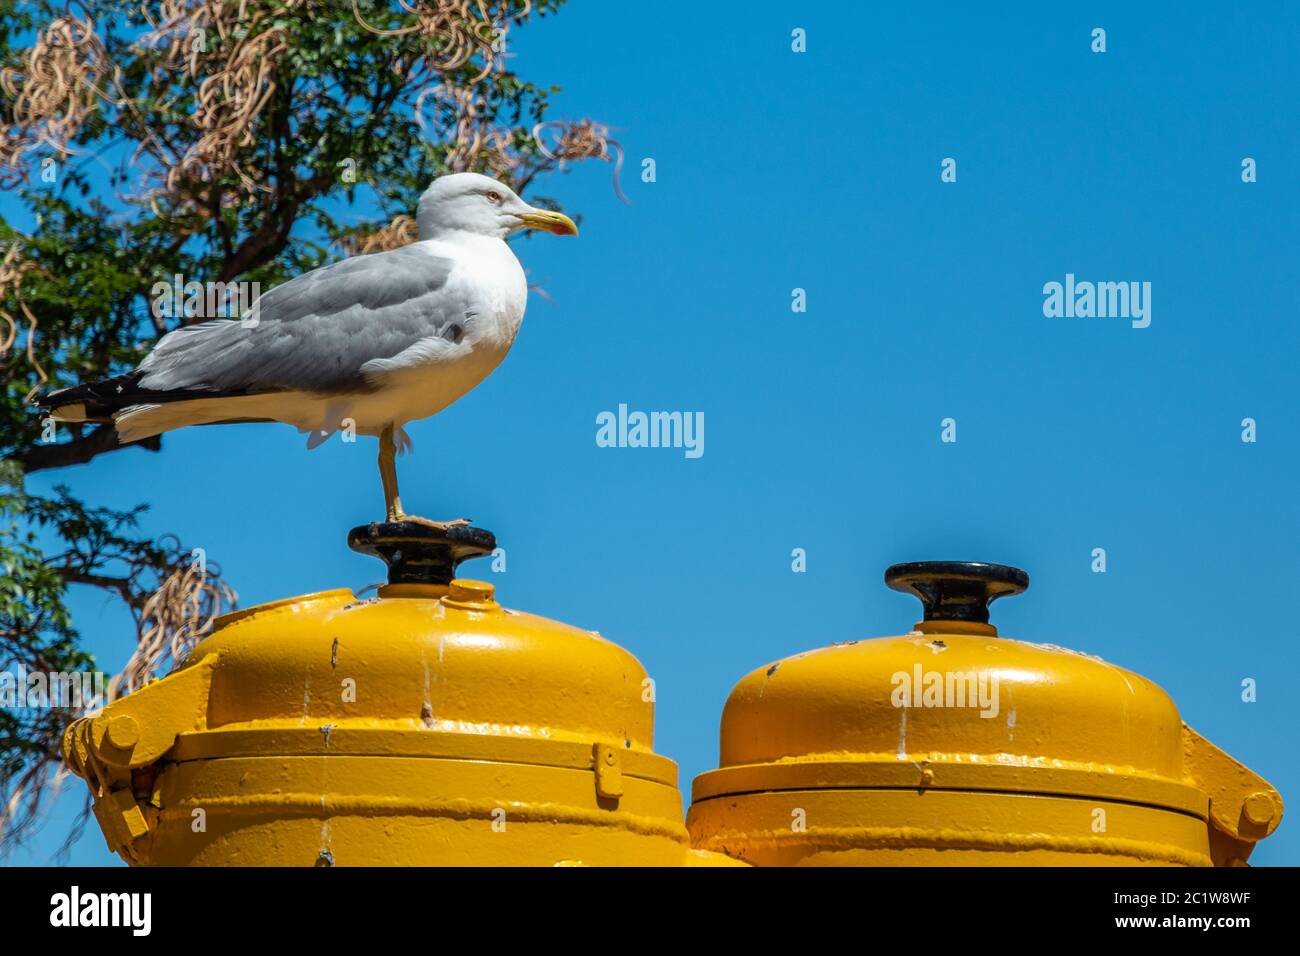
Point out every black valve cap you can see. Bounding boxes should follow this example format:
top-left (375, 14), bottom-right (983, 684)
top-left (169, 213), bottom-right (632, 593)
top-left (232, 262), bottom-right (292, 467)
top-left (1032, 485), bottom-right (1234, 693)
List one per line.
top-left (348, 521), bottom-right (496, 586)
top-left (884, 561), bottom-right (1029, 625)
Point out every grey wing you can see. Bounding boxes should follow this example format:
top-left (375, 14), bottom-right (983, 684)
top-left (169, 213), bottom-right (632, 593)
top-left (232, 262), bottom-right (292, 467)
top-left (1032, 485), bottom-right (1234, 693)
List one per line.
top-left (137, 244), bottom-right (463, 395)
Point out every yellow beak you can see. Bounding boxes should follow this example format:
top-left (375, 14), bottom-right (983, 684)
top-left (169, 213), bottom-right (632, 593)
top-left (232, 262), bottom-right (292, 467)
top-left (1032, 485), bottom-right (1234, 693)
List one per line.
top-left (516, 209), bottom-right (579, 237)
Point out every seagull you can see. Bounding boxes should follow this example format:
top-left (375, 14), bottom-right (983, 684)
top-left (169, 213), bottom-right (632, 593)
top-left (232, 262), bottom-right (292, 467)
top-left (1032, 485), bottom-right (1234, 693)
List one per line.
top-left (35, 173), bottom-right (578, 529)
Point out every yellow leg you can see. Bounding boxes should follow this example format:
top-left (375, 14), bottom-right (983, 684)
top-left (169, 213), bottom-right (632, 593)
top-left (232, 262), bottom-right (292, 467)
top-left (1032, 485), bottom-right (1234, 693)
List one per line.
top-left (377, 424), bottom-right (470, 530)
top-left (378, 424), bottom-right (402, 521)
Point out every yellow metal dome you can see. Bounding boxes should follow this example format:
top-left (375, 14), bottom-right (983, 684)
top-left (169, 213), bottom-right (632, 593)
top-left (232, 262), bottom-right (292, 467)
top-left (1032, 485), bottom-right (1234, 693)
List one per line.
top-left (688, 561), bottom-right (1283, 867)
top-left (196, 580), bottom-right (655, 751)
top-left (63, 523), bottom-right (734, 867)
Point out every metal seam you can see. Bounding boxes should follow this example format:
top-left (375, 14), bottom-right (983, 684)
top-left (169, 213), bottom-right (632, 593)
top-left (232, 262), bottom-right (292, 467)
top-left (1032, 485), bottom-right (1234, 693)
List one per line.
top-left (693, 826), bottom-right (1212, 867)
top-left (157, 793), bottom-right (690, 841)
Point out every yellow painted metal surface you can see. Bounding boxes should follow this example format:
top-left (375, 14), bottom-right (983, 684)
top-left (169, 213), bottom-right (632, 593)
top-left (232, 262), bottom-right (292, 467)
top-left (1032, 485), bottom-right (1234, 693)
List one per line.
top-left (688, 598), bottom-right (1283, 867)
top-left (63, 578), bottom-right (733, 866)
top-left (63, 552), bottom-right (1281, 867)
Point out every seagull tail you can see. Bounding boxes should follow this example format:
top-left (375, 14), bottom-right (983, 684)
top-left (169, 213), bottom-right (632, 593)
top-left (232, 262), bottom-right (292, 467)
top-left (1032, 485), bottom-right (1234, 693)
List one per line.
top-left (34, 372), bottom-right (280, 442)
top-left (113, 395), bottom-right (281, 443)
top-left (33, 373), bottom-right (145, 424)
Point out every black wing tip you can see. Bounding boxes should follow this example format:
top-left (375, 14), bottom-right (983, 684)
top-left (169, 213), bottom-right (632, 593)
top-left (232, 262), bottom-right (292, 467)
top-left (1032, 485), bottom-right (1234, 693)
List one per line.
top-left (31, 371), bottom-right (258, 415)
top-left (32, 372), bottom-right (144, 410)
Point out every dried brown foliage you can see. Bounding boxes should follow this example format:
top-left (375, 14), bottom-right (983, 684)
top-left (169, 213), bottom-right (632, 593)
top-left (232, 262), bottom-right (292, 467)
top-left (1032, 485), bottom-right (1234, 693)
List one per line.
top-left (351, 0), bottom-right (516, 80)
top-left (532, 118), bottom-right (627, 202)
top-left (1, 1), bottom-right (618, 203)
top-left (139, 2), bottom-right (300, 196)
top-left (0, 241), bottom-right (48, 400)
top-left (111, 557), bottom-right (237, 699)
top-left (337, 213), bottom-right (421, 255)
top-left (0, 14), bottom-right (111, 183)
top-left (0, 528), bottom-right (236, 853)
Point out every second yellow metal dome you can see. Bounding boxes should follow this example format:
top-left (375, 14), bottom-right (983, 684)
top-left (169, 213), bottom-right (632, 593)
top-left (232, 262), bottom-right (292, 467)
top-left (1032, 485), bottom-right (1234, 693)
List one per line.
top-left (688, 561), bottom-right (1282, 867)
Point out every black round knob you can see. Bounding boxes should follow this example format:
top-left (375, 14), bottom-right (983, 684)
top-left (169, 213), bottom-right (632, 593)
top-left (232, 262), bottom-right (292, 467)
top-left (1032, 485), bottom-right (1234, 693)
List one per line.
top-left (348, 521), bottom-right (495, 586)
top-left (884, 561), bottom-right (1029, 625)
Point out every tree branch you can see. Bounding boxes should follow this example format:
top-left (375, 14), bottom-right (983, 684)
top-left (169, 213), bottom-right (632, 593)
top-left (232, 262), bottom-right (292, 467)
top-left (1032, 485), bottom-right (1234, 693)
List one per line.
top-left (54, 570), bottom-right (139, 610)
top-left (15, 426), bottom-right (160, 473)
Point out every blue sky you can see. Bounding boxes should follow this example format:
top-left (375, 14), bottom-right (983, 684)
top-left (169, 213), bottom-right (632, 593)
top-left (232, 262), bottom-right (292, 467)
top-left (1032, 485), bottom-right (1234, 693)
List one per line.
top-left (9, 2), bottom-right (1298, 865)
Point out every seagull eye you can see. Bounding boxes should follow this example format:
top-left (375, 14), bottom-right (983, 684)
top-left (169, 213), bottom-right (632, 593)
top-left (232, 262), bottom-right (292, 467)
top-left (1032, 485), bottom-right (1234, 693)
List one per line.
top-left (485, 190), bottom-right (502, 204)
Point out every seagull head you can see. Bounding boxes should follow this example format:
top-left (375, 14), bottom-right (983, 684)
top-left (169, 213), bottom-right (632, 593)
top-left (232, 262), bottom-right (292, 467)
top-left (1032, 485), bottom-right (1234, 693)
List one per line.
top-left (416, 172), bottom-right (578, 241)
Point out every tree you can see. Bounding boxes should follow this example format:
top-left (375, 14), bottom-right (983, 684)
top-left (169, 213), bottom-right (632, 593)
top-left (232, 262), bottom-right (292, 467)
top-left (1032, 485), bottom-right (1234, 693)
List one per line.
top-left (0, 0), bottom-right (619, 854)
